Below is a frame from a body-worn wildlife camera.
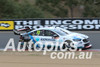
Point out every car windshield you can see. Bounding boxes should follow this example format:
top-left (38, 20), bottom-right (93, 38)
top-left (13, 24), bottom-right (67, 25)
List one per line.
top-left (54, 30), bottom-right (67, 36)
top-left (59, 28), bottom-right (71, 34)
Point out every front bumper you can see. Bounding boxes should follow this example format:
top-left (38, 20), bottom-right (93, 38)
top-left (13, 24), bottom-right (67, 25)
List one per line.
top-left (84, 43), bottom-right (92, 49)
top-left (76, 43), bottom-right (92, 49)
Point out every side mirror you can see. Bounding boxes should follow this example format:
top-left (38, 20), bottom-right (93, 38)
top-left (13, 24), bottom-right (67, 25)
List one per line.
top-left (53, 34), bottom-right (59, 38)
top-left (13, 30), bottom-right (20, 35)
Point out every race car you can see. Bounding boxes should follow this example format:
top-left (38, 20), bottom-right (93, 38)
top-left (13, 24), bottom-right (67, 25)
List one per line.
top-left (14, 27), bottom-right (92, 50)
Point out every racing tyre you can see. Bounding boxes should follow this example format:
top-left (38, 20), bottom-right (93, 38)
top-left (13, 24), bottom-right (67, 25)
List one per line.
top-left (62, 40), bottom-right (73, 50)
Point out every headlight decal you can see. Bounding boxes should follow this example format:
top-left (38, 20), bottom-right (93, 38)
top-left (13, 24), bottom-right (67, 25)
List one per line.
top-left (73, 36), bottom-right (81, 41)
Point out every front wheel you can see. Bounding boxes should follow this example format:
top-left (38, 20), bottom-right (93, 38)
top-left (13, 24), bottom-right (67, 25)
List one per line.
top-left (62, 40), bottom-right (74, 50)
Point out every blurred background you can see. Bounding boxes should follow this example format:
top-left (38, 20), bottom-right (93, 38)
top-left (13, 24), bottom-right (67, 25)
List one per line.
top-left (0, 0), bottom-right (100, 19)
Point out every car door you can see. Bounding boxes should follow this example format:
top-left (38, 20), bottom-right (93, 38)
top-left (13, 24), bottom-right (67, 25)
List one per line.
top-left (28, 30), bottom-right (44, 48)
top-left (41, 30), bottom-right (59, 45)
top-left (33, 30), bottom-right (44, 42)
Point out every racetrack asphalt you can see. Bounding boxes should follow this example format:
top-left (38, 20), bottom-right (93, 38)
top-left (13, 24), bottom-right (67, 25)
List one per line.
top-left (0, 31), bottom-right (100, 50)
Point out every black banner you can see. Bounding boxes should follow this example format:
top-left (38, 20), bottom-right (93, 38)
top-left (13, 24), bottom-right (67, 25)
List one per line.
top-left (0, 18), bottom-right (100, 31)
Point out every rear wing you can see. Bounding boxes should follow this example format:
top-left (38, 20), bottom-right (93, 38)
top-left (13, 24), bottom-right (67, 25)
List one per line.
top-left (13, 26), bottom-right (33, 35)
top-left (13, 29), bottom-right (20, 35)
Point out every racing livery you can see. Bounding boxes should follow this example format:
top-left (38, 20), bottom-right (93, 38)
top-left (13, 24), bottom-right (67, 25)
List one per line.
top-left (14, 27), bottom-right (92, 50)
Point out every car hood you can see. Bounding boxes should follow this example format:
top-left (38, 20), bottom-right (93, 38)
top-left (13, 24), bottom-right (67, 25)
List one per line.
top-left (67, 32), bottom-right (88, 39)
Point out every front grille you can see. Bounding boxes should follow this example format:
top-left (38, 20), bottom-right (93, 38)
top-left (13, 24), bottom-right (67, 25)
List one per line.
top-left (83, 38), bottom-right (89, 42)
top-left (84, 43), bottom-right (90, 47)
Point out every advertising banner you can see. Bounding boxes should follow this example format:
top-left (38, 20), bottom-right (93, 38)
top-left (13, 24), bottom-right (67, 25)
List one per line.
top-left (0, 19), bottom-right (100, 31)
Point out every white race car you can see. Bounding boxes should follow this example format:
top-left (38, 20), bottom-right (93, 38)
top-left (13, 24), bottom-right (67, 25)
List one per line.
top-left (14, 27), bottom-right (92, 50)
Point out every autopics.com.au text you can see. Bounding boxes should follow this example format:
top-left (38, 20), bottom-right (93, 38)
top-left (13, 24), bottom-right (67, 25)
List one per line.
top-left (4, 38), bottom-right (93, 59)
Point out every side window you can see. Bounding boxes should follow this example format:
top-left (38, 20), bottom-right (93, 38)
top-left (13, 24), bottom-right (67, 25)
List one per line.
top-left (44, 30), bottom-right (57, 36)
top-left (33, 30), bottom-right (44, 36)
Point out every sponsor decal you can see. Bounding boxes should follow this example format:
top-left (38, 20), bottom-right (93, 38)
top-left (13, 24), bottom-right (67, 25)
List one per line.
top-left (0, 21), bottom-right (14, 30)
top-left (37, 30), bottom-right (40, 35)
top-left (41, 38), bottom-right (55, 41)
top-left (35, 37), bottom-right (40, 41)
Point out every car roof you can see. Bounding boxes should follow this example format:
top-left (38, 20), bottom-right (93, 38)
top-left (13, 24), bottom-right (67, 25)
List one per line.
top-left (33, 27), bottom-right (57, 31)
top-left (28, 27), bottom-right (56, 34)
top-left (28, 27), bottom-right (70, 36)
top-left (29, 27), bottom-right (71, 34)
